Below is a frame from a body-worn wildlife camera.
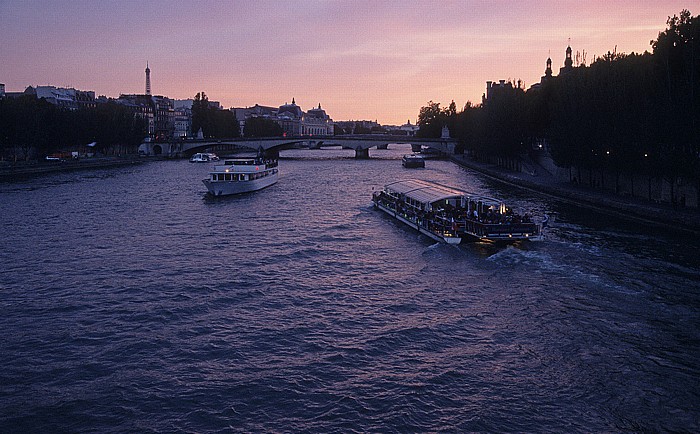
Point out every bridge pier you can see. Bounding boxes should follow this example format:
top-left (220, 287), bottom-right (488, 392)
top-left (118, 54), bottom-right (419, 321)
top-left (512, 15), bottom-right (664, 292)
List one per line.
top-left (261, 148), bottom-right (280, 159)
top-left (354, 148), bottom-right (370, 159)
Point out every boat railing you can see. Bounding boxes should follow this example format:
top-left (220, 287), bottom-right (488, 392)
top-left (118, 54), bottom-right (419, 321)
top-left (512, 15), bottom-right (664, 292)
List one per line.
top-left (374, 192), bottom-right (542, 239)
top-left (481, 222), bottom-right (540, 235)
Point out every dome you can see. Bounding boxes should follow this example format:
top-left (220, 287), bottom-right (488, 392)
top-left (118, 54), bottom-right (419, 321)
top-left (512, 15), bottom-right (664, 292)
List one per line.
top-left (277, 101), bottom-right (303, 119)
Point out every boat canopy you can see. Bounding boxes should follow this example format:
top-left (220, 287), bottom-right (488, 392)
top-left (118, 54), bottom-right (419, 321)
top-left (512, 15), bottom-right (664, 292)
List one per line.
top-left (223, 158), bottom-right (258, 165)
top-left (384, 179), bottom-right (466, 205)
top-left (384, 179), bottom-right (505, 208)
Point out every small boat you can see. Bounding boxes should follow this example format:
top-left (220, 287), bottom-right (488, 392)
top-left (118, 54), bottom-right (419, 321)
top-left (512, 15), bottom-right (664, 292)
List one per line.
top-left (190, 153), bottom-right (210, 163)
top-left (205, 153), bottom-right (220, 161)
top-left (372, 179), bottom-right (543, 243)
top-left (402, 154), bottom-right (425, 168)
top-left (202, 157), bottom-right (278, 196)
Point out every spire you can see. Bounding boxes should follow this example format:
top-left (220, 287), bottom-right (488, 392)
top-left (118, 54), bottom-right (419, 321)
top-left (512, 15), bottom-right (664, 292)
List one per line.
top-left (145, 62), bottom-right (151, 95)
top-left (292, 97), bottom-right (295, 104)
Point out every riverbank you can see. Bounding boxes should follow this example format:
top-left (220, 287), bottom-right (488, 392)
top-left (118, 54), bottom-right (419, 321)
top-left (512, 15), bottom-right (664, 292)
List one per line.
top-left (450, 154), bottom-right (700, 237)
top-left (0, 156), bottom-right (145, 180)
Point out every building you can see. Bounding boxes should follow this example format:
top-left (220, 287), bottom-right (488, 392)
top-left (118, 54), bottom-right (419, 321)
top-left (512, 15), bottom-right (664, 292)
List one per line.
top-left (481, 80), bottom-right (513, 104)
top-left (11, 85), bottom-right (97, 109)
top-left (399, 120), bottom-right (419, 136)
top-left (0, 83), bottom-right (5, 98)
top-left (559, 44), bottom-right (574, 75)
top-left (233, 98), bottom-right (334, 137)
top-left (334, 120), bottom-right (380, 134)
top-left (528, 56), bottom-right (554, 92)
top-left (302, 103), bottom-right (334, 135)
top-left (118, 94), bottom-right (177, 140)
top-left (173, 99), bottom-right (193, 110)
top-left (231, 104), bottom-right (276, 136)
top-left (276, 99), bottom-right (304, 136)
top-left (117, 94), bottom-right (155, 137)
top-left (173, 106), bottom-right (191, 139)
top-left (151, 95), bottom-right (175, 140)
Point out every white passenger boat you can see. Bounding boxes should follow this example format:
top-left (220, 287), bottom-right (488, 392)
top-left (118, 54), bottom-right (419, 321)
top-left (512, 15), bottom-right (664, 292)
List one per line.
top-left (202, 157), bottom-right (278, 196)
top-left (190, 153), bottom-right (210, 163)
top-left (372, 179), bottom-right (543, 243)
top-left (402, 154), bottom-right (425, 168)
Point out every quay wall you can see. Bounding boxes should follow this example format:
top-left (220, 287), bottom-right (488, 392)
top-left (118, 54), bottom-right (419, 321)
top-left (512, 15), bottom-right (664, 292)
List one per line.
top-left (0, 157), bottom-right (144, 180)
top-left (451, 154), bottom-right (700, 237)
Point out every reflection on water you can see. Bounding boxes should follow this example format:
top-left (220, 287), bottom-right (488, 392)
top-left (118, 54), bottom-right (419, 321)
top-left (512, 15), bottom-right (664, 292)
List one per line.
top-left (1, 144), bottom-right (699, 432)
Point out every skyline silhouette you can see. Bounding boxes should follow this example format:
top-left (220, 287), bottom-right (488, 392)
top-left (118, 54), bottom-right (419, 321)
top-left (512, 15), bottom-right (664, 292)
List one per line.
top-left (0, 1), bottom-right (691, 124)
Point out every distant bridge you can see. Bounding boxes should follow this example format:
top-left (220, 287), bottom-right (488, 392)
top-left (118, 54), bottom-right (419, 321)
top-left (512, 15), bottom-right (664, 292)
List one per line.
top-left (138, 135), bottom-right (458, 159)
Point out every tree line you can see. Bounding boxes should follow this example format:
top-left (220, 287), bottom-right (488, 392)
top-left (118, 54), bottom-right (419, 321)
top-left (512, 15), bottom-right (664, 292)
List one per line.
top-left (191, 92), bottom-right (240, 138)
top-left (418, 9), bottom-right (699, 199)
top-left (0, 95), bottom-right (147, 161)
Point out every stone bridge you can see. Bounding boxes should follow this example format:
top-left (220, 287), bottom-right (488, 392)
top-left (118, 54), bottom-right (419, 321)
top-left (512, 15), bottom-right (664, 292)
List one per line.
top-left (138, 135), bottom-right (459, 159)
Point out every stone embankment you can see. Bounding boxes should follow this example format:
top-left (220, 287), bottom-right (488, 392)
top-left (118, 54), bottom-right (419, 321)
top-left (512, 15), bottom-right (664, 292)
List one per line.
top-left (0, 156), bottom-right (144, 180)
top-left (450, 155), bottom-right (700, 237)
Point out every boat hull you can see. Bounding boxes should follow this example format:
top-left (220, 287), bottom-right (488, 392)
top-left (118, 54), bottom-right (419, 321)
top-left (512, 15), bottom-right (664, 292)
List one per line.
top-left (402, 155), bottom-right (425, 168)
top-left (402, 161), bottom-right (425, 168)
top-left (203, 172), bottom-right (278, 196)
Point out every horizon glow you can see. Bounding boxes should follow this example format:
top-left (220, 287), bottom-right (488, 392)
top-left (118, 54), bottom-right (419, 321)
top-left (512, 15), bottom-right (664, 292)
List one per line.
top-left (0, 1), bottom-right (692, 125)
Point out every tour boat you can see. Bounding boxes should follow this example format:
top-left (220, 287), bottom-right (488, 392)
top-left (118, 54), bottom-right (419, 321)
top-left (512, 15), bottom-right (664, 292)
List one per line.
top-left (203, 157), bottom-right (278, 196)
top-left (190, 153), bottom-right (210, 163)
top-left (402, 154), bottom-right (425, 168)
top-left (190, 152), bottom-right (219, 163)
top-left (372, 179), bottom-right (544, 244)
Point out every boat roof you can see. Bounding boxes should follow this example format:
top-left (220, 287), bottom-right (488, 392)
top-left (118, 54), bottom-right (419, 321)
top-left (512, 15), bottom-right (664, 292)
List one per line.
top-left (384, 179), bottom-right (504, 206)
top-left (222, 157), bottom-right (262, 164)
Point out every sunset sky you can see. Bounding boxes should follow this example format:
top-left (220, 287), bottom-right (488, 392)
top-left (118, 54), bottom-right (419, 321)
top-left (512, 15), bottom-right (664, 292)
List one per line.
top-left (0, 1), bottom-right (692, 125)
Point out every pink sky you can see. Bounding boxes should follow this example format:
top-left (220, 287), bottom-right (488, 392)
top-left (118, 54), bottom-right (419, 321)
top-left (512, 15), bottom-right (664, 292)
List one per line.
top-left (0, 1), bottom-right (692, 125)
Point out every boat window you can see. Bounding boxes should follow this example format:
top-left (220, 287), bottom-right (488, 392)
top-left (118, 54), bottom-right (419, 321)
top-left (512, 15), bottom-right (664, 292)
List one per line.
top-left (225, 174), bottom-right (231, 181)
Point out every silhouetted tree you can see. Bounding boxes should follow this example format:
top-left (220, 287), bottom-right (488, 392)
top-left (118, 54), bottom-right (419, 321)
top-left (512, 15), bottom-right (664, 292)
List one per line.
top-left (417, 101), bottom-right (444, 138)
top-left (243, 117), bottom-right (283, 137)
top-left (417, 9), bottom-right (698, 204)
top-left (191, 92), bottom-right (240, 138)
top-left (0, 96), bottom-right (146, 160)
top-left (191, 92), bottom-right (211, 137)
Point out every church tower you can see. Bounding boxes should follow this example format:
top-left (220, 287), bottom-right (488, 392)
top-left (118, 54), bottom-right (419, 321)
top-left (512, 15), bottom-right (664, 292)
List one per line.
top-left (544, 56), bottom-right (553, 80)
top-left (564, 45), bottom-right (573, 69)
top-left (560, 44), bottom-right (574, 75)
top-left (145, 62), bottom-right (151, 95)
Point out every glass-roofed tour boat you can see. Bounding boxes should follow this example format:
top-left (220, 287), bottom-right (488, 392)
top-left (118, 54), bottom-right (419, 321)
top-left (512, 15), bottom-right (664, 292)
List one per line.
top-left (372, 179), bottom-right (544, 244)
top-left (203, 156), bottom-right (278, 196)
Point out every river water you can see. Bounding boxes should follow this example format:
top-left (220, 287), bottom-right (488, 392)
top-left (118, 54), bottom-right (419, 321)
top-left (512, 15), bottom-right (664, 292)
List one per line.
top-left (1, 145), bottom-right (699, 432)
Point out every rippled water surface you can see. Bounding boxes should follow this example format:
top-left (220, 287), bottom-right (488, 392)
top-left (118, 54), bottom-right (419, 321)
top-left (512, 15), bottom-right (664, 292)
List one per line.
top-left (1, 145), bottom-right (699, 432)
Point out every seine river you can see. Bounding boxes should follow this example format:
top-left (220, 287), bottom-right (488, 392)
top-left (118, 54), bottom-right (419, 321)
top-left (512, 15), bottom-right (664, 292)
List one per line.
top-left (1, 145), bottom-right (699, 432)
